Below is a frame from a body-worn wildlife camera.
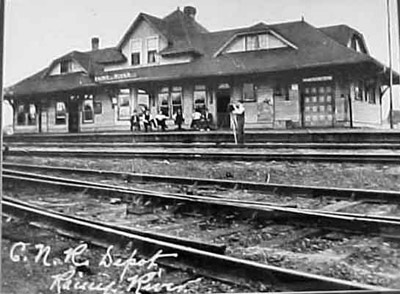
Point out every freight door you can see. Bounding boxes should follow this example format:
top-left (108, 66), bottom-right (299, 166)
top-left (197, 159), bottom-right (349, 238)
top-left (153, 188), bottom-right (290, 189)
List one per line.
top-left (303, 83), bottom-right (334, 127)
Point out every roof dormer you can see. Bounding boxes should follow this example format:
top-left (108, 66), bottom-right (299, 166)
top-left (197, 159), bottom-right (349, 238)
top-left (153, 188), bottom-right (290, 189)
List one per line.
top-left (348, 34), bottom-right (368, 54)
top-left (214, 28), bottom-right (297, 57)
top-left (48, 57), bottom-right (86, 76)
top-left (319, 25), bottom-right (369, 55)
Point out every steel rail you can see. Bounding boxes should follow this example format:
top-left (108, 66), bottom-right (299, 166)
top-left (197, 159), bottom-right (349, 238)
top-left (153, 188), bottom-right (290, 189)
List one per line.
top-left (1, 197), bottom-right (388, 292)
top-left (2, 195), bottom-right (225, 254)
top-left (5, 162), bottom-right (400, 204)
top-left (5, 168), bottom-right (400, 224)
top-left (6, 141), bottom-right (400, 150)
top-left (245, 291), bottom-right (399, 294)
top-left (6, 148), bottom-right (400, 163)
top-left (4, 168), bottom-right (400, 223)
top-left (4, 170), bottom-right (400, 239)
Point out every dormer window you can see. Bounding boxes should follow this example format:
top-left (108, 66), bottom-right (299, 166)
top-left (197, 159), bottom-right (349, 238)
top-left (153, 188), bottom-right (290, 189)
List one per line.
top-left (349, 35), bottom-right (367, 54)
top-left (60, 60), bottom-right (72, 73)
top-left (130, 39), bottom-right (142, 66)
top-left (246, 35), bottom-right (259, 51)
top-left (221, 31), bottom-right (290, 55)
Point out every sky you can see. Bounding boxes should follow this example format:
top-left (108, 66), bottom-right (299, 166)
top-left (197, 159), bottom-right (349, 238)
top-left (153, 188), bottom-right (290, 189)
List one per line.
top-left (2, 0), bottom-right (400, 121)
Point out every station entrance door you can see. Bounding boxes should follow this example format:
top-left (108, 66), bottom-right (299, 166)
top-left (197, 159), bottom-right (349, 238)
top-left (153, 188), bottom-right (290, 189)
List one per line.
top-left (68, 99), bottom-right (80, 133)
top-left (216, 89), bottom-right (231, 129)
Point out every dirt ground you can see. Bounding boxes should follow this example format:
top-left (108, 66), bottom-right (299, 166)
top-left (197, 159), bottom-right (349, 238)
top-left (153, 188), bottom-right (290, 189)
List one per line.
top-left (4, 156), bottom-right (400, 291)
top-left (2, 218), bottom-right (260, 294)
top-left (7, 156), bottom-right (400, 191)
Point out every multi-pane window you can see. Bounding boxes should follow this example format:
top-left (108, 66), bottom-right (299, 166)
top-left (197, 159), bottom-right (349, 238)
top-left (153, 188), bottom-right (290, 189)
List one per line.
top-left (28, 104), bottom-right (37, 125)
top-left (130, 39), bottom-right (142, 66)
top-left (157, 86), bottom-right (183, 117)
top-left (148, 51), bottom-right (157, 63)
top-left (82, 95), bottom-right (94, 123)
top-left (131, 53), bottom-right (140, 66)
top-left (194, 85), bottom-right (207, 110)
top-left (17, 104), bottom-right (26, 125)
top-left (171, 86), bottom-right (183, 116)
top-left (16, 103), bottom-right (37, 126)
top-left (60, 60), bottom-right (72, 74)
top-left (258, 34), bottom-right (268, 48)
top-left (118, 89), bottom-right (131, 120)
top-left (147, 37), bottom-right (158, 64)
top-left (242, 83), bottom-right (256, 102)
top-left (366, 85), bottom-right (376, 104)
top-left (244, 33), bottom-right (286, 51)
top-left (137, 89), bottom-right (150, 111)
top-left (245, 35), bottom-right (259, 51)
top-left (55, 102), bottom-right (67, 125)
top-left (354, 80), bottom-right (365, 101)
top-left (158, 87), bottom-right (169, 116)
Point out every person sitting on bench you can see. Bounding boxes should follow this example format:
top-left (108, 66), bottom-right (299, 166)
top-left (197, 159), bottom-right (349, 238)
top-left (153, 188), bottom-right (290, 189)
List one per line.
top-left (155, 111), bottom-right (168, 131)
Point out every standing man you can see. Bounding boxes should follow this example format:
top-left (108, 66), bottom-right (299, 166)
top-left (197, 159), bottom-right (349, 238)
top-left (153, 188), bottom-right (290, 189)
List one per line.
top-left (130, 110), bottom-right (140, 132)
top-left (231, 101), bottom-right (245, 144)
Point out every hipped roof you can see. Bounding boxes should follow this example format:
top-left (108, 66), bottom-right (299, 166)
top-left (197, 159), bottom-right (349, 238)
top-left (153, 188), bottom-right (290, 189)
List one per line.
top-left (6, 9), bottom-right (398, 98)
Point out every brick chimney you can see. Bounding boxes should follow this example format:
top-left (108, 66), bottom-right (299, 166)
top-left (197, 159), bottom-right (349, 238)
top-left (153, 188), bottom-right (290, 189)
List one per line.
top-left (183, 6), bottom-right (196, 19)
top-left (91, 37), bottom-right (100, 51)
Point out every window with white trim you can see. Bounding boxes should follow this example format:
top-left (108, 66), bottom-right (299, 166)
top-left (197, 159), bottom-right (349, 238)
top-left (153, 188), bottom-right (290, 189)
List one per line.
top-left (17, 104), bottom-right (26, 125)
top-left (147, 37), bottom-right (158, 64)
top-left (60, 60), bottom-right (72, 73)
top-left (245, 35), bottom-right (259, 51)
top-left (354, 80), bottom-right (365, 101)
top-left (227, 32), bottom-right (288, 53)
top-left (158, 87), bottom-right (169, 116)
top-left (16, 103), bottom-right (37, 126)
top-left (82, 95), bottom-right (94, 123)
top-left (171, 86), bottom-right (183, 116)
top-left (56, 102), bottom-right (67, 125)
top-left (194, 85), bottom-right (207, 110)
top-left (118, 88), bottom-right (131, 120)
top-left (130, 39), bottom-right (142, 66)
top-left (242, 83), bottom-right (256, 102)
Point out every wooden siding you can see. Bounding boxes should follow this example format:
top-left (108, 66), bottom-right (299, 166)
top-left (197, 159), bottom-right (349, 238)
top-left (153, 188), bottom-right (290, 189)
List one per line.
top-left (106, 18), bottom-right (191, 72)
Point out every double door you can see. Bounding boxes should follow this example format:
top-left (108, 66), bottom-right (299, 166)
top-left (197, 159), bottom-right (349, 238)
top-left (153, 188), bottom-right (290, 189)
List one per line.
top-left (303, 83), bottom-right (334, 127)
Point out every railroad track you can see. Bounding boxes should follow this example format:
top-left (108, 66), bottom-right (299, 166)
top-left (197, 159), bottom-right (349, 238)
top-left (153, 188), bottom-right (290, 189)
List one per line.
top-left (5, 147), bottom-right (400, 163)
top-left (6, 141), bottom-right (400, 150)
top-left (5, 162), bottom-right (400, 204)
top-left (4, 167), bottom-right (400, 288)
top-left (4, 197), bottom-right (389, 293)
top-left (4, 167), bottom-right (400, 238)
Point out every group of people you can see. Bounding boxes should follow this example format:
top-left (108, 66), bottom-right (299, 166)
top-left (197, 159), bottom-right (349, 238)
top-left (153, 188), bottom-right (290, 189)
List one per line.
top-left (190, 108), bottom-right (213, 131)
top-left (130, 109), bottom-right (167, 132)
top-left (130, 101), bottom-right (245, 145)
top-left (130, 108), bottom-right (184, 132)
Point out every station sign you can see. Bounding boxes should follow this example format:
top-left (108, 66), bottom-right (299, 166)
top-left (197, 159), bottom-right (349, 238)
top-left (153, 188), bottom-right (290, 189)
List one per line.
top-left (94, 72), bottom-right (138, 83)
top-left (302, 76), bottom-right (333, 83)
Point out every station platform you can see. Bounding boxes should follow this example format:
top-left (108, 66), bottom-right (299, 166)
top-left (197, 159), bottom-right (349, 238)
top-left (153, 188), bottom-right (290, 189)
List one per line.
top-left (5, 128), bottom-right (400, 144)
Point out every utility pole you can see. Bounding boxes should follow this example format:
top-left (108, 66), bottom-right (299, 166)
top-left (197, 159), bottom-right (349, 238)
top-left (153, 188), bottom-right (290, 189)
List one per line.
top-left (387, 0), bottom-right (394, 129)
top-left (0, 0), bottom-right (5, 202)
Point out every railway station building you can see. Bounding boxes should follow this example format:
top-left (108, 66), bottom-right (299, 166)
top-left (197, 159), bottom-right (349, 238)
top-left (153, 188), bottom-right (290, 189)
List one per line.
top-left (5, 6), bottom-right (398, 134)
